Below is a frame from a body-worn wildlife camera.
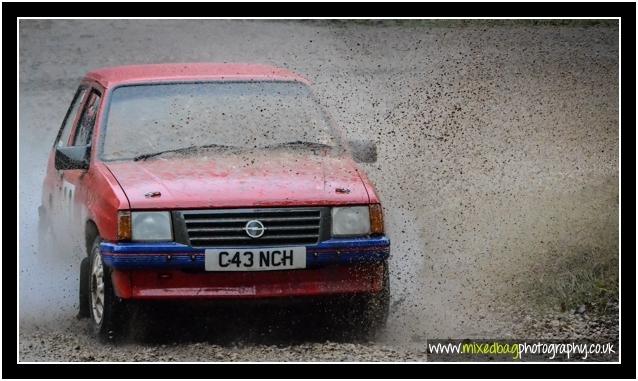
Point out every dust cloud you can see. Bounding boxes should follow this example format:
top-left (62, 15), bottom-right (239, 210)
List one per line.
top-left (19, 90), bottom-right (85, 326)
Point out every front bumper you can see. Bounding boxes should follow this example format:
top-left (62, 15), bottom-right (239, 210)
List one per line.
top-left (101, 236), bottom-right (390, 300)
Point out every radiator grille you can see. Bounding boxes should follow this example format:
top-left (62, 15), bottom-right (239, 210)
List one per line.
top-left (180, 208), bottom-right (323, 247)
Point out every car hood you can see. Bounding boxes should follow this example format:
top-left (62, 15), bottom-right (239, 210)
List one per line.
top-left (105, 152), bottom-right (370, 209)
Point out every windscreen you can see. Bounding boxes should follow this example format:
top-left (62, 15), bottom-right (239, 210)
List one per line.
top-left (101, 81), bottom-right (342, 160)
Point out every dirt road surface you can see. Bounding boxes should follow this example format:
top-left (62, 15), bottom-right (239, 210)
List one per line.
top-left (19, 20), bottom-right (619, 362)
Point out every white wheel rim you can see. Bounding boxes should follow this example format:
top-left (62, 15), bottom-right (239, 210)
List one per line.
top-left (90, 248), bottom-right (105, 325)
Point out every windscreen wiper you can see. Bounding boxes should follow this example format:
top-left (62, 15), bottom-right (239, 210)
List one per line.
top-left (133, 143), bottom-right (236, 161)
top-left (262, 140), bottom-right (334, 149)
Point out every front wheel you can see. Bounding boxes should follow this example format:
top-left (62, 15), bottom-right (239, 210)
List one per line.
top-left (78, 257), bottom-right (90, 318)
top-left (346, 262), bottom-right (390, 341)
top-left (88, 236), bottom-right (128, 341)
top-left (362, 263), bottom-right (391, 337)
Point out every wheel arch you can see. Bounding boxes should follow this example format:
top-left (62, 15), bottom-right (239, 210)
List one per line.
top-left (85, 219), bottom-right (100, 256)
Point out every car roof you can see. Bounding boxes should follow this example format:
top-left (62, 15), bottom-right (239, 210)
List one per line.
top-left (85, 63), bottom-right (310, 88)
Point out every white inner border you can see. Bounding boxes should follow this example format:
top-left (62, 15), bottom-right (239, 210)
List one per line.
top-left (15, 16), bottom-right (623, 366)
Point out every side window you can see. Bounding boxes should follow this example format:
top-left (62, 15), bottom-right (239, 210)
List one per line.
top-left (55, 86), bottom-right (87, 147)
top-left (72, 90), bottom-right (101, 146)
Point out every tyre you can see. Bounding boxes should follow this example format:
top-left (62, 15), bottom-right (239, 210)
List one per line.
top-left (351, 262), bottom-right (390, 341)
top-left (77, 257), bottom-right (90, 318)
top-left (88, 235), bottom-right (128, 341)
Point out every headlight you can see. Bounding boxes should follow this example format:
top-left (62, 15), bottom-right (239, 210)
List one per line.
top-left (131, 211), bottom-right (173, 241)
top-left (331, 206), bottom-right (371, 236)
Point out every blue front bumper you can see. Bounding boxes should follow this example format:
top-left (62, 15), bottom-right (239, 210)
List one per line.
top-left (101, 236), bottom-right (390, 270)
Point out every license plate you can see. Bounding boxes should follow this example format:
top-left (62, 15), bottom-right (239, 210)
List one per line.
top-left (204, 247), bottom-right (307, 271)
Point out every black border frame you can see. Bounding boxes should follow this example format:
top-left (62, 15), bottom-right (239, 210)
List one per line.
top-left (6, 2), bottom-right (636, 379)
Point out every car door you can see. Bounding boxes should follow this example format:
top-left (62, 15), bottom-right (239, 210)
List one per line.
top-left (46, 85), bottom-right (88, 230)
top-left (62, 87), bottom-right (102, 231)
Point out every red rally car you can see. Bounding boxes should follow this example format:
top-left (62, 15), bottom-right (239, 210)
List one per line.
top-left (39, 63), bottom-right (390, 340)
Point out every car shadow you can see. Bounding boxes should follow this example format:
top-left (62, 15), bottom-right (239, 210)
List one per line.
top-left (118, 298), bottom-right (371, 346)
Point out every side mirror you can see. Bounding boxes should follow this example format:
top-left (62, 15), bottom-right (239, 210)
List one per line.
top-left (55, 145), bottom-right (90, 170)
top-left (348, 140), bottom-right (377, 163)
